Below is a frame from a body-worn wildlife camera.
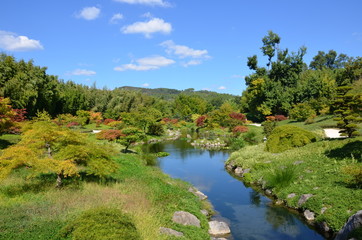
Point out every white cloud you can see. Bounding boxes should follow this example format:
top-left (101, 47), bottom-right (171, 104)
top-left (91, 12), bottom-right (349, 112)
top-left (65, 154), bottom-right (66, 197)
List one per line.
top-left (182, 60), bottom-right (202, 67)
top-left (110, 13), bottom-right (124, 24)
top-left (0, 31), bottom-right (43, 51)
top-left (142, 12), bottom-right (153, 18)
top-left (114, 64), bottom-right (158, 71)
top-left (142, 83), bottom-right (150, 87)
top-left (122, 18), bottom-right (172, 38)
top-left (77, 7), bottom-right (100, 20)
top-left (67, 69), bottom-right (96, 76)
top-left (218, 86), bottom-right (226, 90)
top-left (114, 55), bottom-right (175, 71)
top-left (137, 56), bottom-right (175, 66)
top-left (113, 0), bottom-right (170, 7)
top-left (231, 74), bottom-right (245, 79)
top-left (160, 40), bottom-right (209, 59)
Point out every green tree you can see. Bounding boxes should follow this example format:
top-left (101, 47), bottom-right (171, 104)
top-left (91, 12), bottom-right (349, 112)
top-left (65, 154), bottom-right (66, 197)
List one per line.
top-left (0, 97), bottom-right (16, 134)
top-left (289, 103), bottom-right (316, 122)
top-left (117, 127), bottom-right (145, 152)
top-left (174, 94), bottom-right (207, 120)
top-left (0, 121), bottom-right (117, 187)
top-left (309, 50), bottom-right (350, 70)
top-left (261, 30), bottom-right (281, 68)
top-left (333, 86), bottom-right (362, 137)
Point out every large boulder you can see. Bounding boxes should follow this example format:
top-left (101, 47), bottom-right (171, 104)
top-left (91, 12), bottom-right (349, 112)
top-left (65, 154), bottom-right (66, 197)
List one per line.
top-left (172, 211), bottom-right (200, 227)
top-left (208, 221), bottom-right (231, 236)
top-left (335, 210), bottom-right (362, 240)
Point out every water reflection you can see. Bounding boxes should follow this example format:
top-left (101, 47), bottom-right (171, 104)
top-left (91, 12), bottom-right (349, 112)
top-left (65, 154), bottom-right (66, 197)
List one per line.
top-left (146, 140), bottom-right (325, 240)
top-left (249, 191), bottom-right (261, 207)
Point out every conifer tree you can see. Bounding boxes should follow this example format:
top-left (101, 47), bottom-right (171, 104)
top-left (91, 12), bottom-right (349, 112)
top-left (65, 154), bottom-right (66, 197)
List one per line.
top-left (333, 86), bottom-right (362, 137)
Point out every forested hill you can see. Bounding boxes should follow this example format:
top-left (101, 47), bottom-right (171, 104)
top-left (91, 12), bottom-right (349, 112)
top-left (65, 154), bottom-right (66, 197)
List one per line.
top-left (118, 86), bottom-right (237, 100)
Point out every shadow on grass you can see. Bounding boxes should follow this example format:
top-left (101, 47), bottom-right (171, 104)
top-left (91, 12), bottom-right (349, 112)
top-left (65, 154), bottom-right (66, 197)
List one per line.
top-left (0, 139), bottom-right (13, 150)
top-left (325, 140), bottom-right (362, 162)
top-left (2, 174), bottom-right (119, 197)
top-left (1, 176), bottom-right (55, 197)
top-left (315, 116), bottom-right (333, 123)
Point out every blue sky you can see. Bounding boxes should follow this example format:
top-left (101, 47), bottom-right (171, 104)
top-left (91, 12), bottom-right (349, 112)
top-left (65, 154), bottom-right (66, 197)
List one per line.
top-left (1, 0), bottom-right (362, 95)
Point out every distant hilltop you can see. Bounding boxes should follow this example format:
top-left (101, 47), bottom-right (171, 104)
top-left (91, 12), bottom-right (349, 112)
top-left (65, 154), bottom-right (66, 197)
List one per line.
top-left (118, 86), bottom-right (238, 100)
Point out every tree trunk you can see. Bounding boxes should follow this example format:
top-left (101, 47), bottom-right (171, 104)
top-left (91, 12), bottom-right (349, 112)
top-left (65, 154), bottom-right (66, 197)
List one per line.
top-left (56, 172), bottom-right (63, 188)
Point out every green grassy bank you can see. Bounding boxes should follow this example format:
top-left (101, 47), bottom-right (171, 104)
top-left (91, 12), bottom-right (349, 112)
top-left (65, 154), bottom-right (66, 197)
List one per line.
top-left (226, 136), bottom-right (362, 233)
top-left (0, 137), bottom-right (210, 239)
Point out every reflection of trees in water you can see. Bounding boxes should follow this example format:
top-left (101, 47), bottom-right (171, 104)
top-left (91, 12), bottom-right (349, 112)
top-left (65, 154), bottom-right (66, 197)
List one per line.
top-left (142, 143), bottom-right (165, 153)
top-left (249, 191), bottom-right (261, 207)
top-left (265, 206), bottom-right (300, 238)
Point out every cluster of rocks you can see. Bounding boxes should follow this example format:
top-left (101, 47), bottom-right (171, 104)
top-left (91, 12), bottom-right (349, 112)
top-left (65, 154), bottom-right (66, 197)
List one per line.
top-left (191, 138), bottom-right (226, 150)
top-left (160, 188), bottom-right (231, 239)
top-left (165, 129), bottom-right (182, 140)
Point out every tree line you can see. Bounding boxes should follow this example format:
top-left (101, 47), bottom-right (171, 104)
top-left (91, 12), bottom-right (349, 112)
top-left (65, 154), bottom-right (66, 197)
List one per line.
top-left (0, 53), bottom-right (239, 120)
top-left (241, 31), bottom-right (362, 122)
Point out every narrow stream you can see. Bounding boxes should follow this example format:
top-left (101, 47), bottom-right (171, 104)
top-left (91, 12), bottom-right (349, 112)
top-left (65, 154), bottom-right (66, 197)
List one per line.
top-left (143, 140), bottom-right (325, 240)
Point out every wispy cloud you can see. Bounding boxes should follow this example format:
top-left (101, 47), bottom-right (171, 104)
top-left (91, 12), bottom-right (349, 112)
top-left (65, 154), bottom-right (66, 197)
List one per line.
top-left (231, 74), bottom-right (245, 79)
top-left (160, 40), bottom-right (210, 67)
top-left (0, 31), bottom-right (43, 51)
top-left (122, 18), bottom-right (172, 38)
top-left (113, 0), bottom-right (170, 7)
top-left (352, 32), bottom-right (362, 41)
top-left (114, 55), bottom-right (175, 71)
top-left (142, 83), bottom-right (150, 87)
top-left (141, 12), bottom-right (153, 18)
top-left (110, 13), bottom-right (124, 24)
top-left (182, 60), bottom-right (202, 67)
top-left (67, 69), bottom-right (96, 76)
top-left (77, 6), bottom-right (100, 20)
top-left (218, 86), bottom-right (226, 90)
top-left (161, 40), bottom-right (209, 59)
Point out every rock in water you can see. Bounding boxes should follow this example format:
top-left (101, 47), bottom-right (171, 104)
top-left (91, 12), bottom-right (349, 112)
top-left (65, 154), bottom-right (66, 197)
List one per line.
top-left (335, 210), bottom-right (362, 240)
top-left (208, 221), bottom-right (231, 236)
top-left (159, 227), bottom-right (184, 237)
top-left (172, 211), bottom-right (200, 227)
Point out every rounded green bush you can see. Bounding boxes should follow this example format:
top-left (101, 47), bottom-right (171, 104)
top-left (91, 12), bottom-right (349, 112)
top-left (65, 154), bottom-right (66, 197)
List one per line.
top-left (266, 125), bottom-right (317, 153)
top-left (58, 207), bottom-right (141, 240)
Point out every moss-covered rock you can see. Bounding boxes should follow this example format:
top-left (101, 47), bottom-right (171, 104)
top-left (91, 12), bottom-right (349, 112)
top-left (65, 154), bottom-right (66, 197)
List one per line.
top-left (266, 125), bottom-right (317, 153)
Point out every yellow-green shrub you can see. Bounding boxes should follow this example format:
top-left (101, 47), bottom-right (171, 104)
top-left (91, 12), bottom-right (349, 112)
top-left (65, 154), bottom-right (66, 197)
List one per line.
top-left (58, 207), bottom-right (141, 240)
top-left (266, 125), bottom-right (317, 153)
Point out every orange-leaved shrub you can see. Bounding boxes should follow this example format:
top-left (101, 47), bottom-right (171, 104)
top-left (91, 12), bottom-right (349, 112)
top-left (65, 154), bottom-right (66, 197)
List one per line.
top-left (96, 129), bottom-right (124, 141)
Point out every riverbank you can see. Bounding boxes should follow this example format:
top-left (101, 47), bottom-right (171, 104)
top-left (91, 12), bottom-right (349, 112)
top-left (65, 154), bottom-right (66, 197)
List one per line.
top-left (0, 136), bottom-right (211, 239)
top-left (225, 137), bottom-right (362, 238)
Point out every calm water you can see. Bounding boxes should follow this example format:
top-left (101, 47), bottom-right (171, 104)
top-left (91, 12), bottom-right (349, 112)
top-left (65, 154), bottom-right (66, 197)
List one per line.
top-left (144, 140), bottom-right (326, 240)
